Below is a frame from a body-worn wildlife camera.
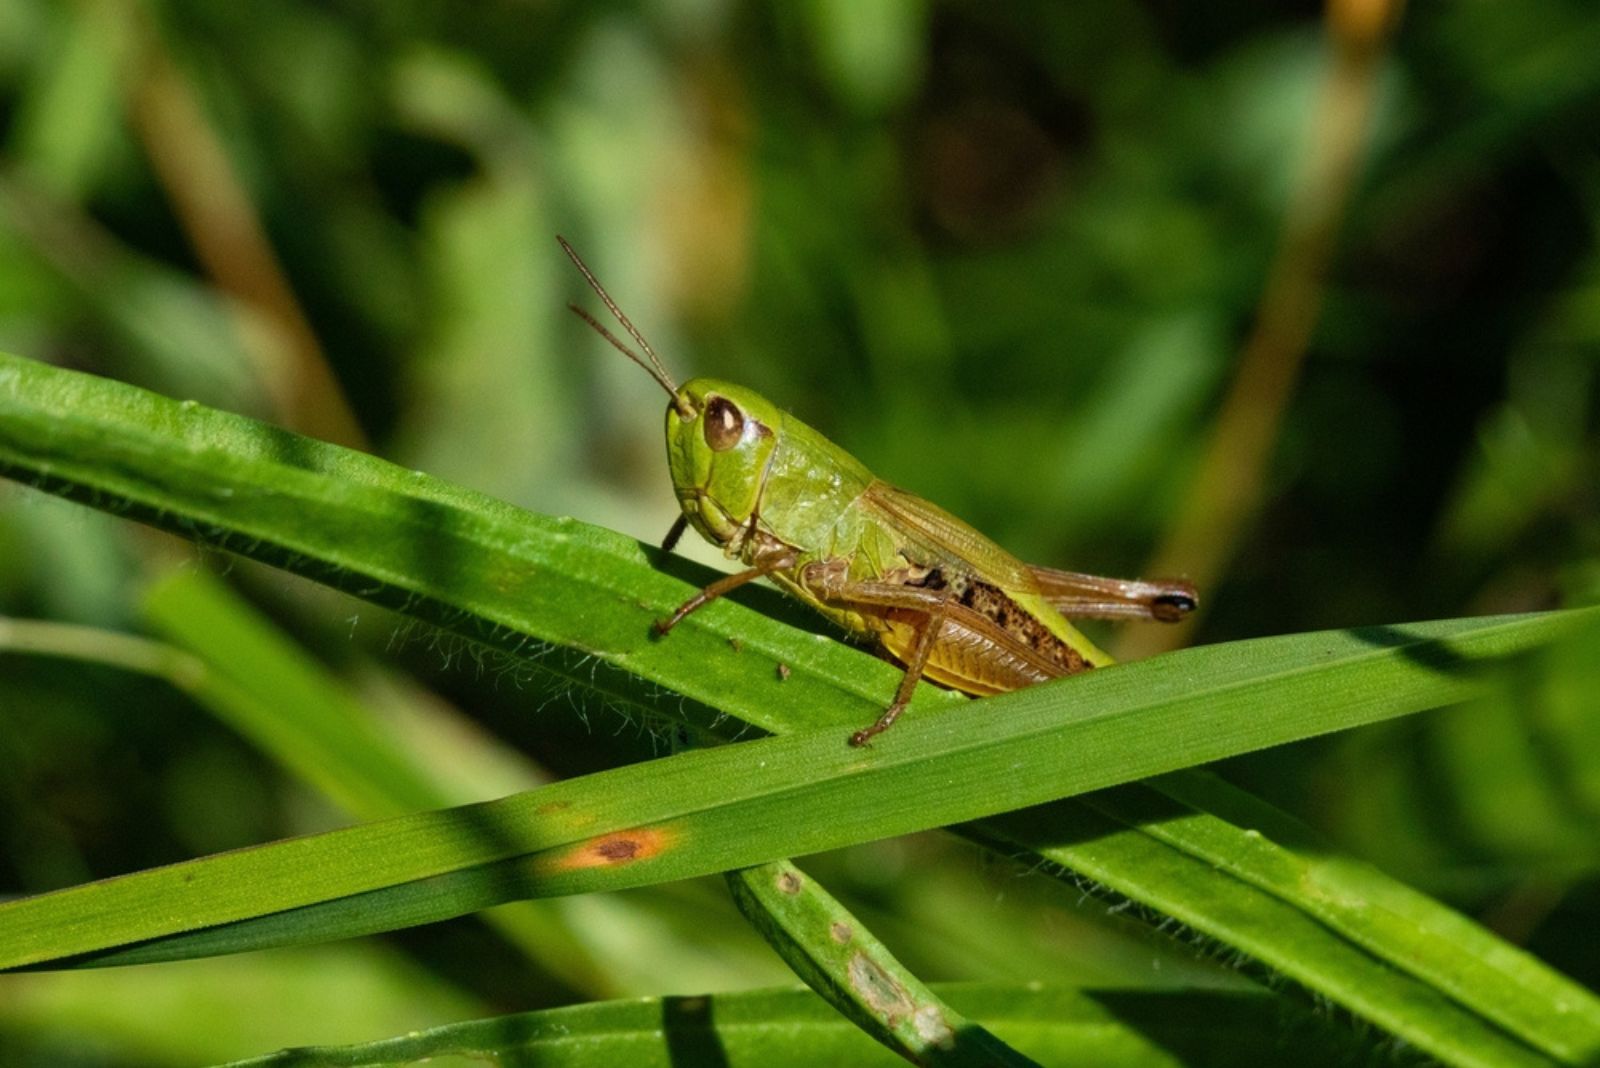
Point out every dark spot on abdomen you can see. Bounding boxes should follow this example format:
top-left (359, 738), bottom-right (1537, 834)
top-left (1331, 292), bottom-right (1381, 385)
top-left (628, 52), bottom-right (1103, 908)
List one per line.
top-left (963, 581), bottom-right (1090, 672)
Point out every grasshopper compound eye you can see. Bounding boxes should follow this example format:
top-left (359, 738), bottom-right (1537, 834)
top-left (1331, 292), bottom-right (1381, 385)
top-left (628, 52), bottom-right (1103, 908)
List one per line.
top-left (704, 396), bottom-right (744, 451)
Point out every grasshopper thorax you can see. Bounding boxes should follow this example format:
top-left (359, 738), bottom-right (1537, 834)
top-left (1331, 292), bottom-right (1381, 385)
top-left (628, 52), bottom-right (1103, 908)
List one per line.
top-left (666, 378), bottom-right (783, 552)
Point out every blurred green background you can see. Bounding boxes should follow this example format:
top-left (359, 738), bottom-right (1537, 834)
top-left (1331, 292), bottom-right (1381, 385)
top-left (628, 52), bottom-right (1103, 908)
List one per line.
top-left (3, 0), bottom-right (1599, 1062)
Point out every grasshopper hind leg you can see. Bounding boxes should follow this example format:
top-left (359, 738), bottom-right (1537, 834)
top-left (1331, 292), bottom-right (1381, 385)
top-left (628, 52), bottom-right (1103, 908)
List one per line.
top-left (802, 564), bottom-right (1087, 745)
top-left (849, 607), bottom-right (948, 746)
top-left (796, 563), bottom-right (957, 746)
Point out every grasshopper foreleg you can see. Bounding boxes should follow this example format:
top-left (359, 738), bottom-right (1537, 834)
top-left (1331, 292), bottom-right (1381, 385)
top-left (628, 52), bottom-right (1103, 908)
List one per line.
top-left (655, 550), bottom-right (797, 635)
top-left (660, 514), bottom-right (690, 552)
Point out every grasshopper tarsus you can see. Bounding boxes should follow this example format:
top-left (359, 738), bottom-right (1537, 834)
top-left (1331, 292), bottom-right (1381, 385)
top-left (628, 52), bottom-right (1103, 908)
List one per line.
top-left (849, 701), bottom-right (906, 747)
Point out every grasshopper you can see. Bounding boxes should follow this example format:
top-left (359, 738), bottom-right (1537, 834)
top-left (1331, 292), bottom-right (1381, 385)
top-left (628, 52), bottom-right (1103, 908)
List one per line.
top-left (560, 238), bottom-right (1196, 745)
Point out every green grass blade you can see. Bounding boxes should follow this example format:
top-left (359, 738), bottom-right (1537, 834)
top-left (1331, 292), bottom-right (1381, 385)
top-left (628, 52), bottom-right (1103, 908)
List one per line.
top-left (728, 861), bottom-right (1038, 1067)
top-left (0, 349), bottom-right (898, 738)
top-left (0, 610), bottom-right (1586, 971)
top-left (970, 781), bottom-right (1579, 1068)
top-left (139, 568), bottom-right (616, 995)
top-left (217, 981), bottom-right (1374, 1068)
top-left (960, 631), bottom-right (1600, 1066)
top-left (5, 352), bottom-right (1600, 1065)
top-left (1145, 769), bottom-right (1597, 1062)
top-left (143, 569), bottom-right (445, 817)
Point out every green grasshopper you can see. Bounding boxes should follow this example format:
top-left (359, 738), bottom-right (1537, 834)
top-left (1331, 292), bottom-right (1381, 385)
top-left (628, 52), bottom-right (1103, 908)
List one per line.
top-left (560, 238), bottom-right (1196, 745)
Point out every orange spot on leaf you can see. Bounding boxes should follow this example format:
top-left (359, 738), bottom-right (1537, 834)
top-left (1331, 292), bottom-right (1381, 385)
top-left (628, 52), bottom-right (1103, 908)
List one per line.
top-left (546, 827), bottom-right (674, 872)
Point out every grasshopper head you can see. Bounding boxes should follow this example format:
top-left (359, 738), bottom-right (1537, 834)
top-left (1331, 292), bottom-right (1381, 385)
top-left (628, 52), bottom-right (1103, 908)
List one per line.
top-left (666, 378), bottom-right (783, 550)
top-left (554, 239), bottom-right (782, 553)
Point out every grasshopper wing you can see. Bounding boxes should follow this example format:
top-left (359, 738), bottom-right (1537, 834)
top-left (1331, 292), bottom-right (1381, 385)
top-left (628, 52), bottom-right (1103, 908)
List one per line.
top-left (859, 481), bottom-right (1036, 589)
top-left (862, 482), bottom-right (1196, 622)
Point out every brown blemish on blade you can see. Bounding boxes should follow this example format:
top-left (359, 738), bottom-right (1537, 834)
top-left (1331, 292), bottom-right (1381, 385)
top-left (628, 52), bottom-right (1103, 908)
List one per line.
top-left (913, 1005), bottom-right (956, 1049)
top-left (597, 838), bottom-right (640, 861)
top-left (545, 827), bottom-right (674, 871)
top-left (845, 954), bottom-right (956, 1048)
top-left (848, 953), bottom-right (913, 1025)
top-left (830, 922), bottom-right (852, 943)
top-left (536, 800), bottom-right (573, 815)
top-left (778, 870), bottom-right (802, 894)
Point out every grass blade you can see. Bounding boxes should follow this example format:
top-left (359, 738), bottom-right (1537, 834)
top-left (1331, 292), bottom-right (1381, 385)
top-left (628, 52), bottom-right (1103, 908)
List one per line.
top-left (218, 981), bottom-right (1373, 1068)
top-left (0, 610), bottom-right (1585, 971)
top-left (971, 779), bottom-right (1582, 1068)
top-left (728, 861), bottom-right (1038, 1067)
top-left (5, 351), bottom-right (1599, 1066)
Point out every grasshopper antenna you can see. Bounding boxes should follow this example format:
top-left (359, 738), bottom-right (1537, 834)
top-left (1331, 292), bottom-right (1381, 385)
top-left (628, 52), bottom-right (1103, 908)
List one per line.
top-left (558, 236), bottom-right (693, 418)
